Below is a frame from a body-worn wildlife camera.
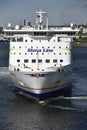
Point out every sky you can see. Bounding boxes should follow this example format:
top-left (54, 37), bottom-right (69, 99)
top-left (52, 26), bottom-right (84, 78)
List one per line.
top-left (0, 0), bottom-right (87, 26)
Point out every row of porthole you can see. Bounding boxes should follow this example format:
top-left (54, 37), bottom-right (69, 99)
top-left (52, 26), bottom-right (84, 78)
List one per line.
top-left (12, 46), bottom-right (69, 49)
top-left (31, 69), bottom-right (64, 72)
top-left (22, 39), bottom-right (58, 43)
top-left (12, 39), bottom-right (57, 43)
top-left (12, 39), bottom-right (52, 43)
top-left (12, 36), bottom-right (67, 43)
top-left (14, 68), bottom-right (64, 72)
top-left (16, 59), bottom-right (63, 63)
top-left (10, 52), bottom-right (70, 55)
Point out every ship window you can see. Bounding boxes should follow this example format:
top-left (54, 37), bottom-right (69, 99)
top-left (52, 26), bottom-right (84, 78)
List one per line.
top-left (46, 59), bottom-right (50, 63)
top-left (53, 59), bottom-right (57, 63)
top-left (19, 53), bottom-right (21, 55)
top-left (34, 32), bottom-right (47, 36)
top-left (38, 59), bottom-right (42, 63)
top-left (25, 53), bottom-right (27, 55)
top-left (31, 40), bottom-right (33, 42)
top-left (19, 46), bottom-right (21, 48)
top-left (60, 59), bottom-right (63, 62)
top-left (17, 59), bottom-right (20, 62)
top-left (24, 59), bottom-right (29, 63)
top-left (25, 40), bottom-right (27, 42)
top-left (32, 59), bottom-right (36, 63)
top-left (12, 38), bottom-right (16, 42)
top-left (58, 37), bottom-right (60, 42)
top-left (59, 53), bottom-right (61, 55)
top-left (17, 37), bottom-right (23, 42)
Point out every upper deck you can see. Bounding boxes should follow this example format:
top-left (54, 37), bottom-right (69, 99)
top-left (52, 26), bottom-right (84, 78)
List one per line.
top-left (3, 10), bottom-right (80, 39)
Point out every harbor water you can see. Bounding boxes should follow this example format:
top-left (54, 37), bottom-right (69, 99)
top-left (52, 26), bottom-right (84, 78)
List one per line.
top-left (0, 42), bottom-right (87, 130)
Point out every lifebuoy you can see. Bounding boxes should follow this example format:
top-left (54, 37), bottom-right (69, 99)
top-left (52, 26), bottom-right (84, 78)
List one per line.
top-left (35, 73), bottom-right (40, 78)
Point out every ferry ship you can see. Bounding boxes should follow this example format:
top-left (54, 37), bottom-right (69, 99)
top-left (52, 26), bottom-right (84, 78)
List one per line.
top-left (3, 10), bottom-right (80, 102)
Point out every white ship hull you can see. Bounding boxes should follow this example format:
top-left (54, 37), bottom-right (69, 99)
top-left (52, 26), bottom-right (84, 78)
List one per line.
top-left (3, 10), bottom-right (80, 101)
top-left (10, 67), bottom-right (72, 101)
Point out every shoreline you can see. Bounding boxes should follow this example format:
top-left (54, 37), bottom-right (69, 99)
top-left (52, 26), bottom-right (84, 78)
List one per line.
top-left (73, 42), bottom-right (87, 47)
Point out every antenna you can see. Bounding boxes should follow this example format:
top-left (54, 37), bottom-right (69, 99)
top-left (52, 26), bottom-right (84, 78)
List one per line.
top-left (36, 10), bottom-right (48, 30)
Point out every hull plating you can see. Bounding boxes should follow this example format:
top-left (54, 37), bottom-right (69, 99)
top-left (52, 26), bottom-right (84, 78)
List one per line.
top-left (15, 84), bottom-right (72, 101)
top-left (10, 70), bottom-right (72, 100)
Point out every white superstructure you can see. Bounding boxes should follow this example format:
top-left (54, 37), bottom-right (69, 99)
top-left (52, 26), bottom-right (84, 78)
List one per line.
top-left (3, 10), bottom-right (80, 101)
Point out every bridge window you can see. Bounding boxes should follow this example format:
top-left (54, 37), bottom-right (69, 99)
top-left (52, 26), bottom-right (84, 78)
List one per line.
top-left (33, 32), bottom-right (47, 36)
top-left (12, 38), bottom-right (16, 42)
top-left (17, 37), bottom-right (23, 42)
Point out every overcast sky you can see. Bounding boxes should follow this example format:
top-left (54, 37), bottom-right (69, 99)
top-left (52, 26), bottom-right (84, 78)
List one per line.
top-left (0, 0), bottom-right (87, 26)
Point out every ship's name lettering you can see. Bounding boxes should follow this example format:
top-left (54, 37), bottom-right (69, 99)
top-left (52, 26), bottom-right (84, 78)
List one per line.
top-left (27, 48), bottom-right (53, 52)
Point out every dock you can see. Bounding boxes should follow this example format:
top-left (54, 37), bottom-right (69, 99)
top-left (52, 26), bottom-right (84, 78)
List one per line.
top-left (0, 34), bottom-right (7, 41)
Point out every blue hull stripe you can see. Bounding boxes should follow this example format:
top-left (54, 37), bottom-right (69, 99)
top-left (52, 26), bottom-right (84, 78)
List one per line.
top-left (14, 84), bottom-right (72, 100)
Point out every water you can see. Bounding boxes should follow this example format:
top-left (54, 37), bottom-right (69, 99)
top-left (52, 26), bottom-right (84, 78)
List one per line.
top-left (0, 42), bottom-right (87, 130)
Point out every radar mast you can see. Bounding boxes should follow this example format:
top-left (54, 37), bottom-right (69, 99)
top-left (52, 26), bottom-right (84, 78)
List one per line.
top-left (36, 10), bottom-right (48, 30)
